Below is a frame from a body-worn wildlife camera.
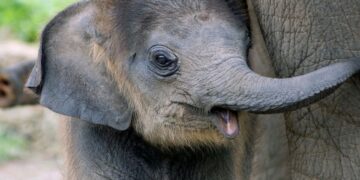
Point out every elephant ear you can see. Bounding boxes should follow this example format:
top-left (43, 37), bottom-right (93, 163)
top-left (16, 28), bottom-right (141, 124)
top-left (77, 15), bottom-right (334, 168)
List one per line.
top-left (26, 2), bottom-right (133, 131)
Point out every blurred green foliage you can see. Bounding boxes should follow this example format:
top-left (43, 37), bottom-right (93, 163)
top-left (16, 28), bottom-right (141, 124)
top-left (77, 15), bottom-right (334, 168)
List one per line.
top-left (0, 127), bottom-right (27, 163)
top-left (0, 0), bottom-right (75, 42)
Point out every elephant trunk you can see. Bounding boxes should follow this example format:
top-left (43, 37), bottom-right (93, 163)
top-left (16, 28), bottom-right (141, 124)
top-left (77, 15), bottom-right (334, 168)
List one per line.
top-left (202, 57), bottom-right (360, 114)
top-left (201, 57), bottom-right (359, 137)
top-left (0, 61), bottom-right (38, 108)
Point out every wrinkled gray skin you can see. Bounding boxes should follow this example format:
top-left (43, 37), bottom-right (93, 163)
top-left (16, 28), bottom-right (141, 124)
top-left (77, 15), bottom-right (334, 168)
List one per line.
top-left (250, 0), bottom-right (360, 179)
top-left (0, 0), bottom-right (355, 179)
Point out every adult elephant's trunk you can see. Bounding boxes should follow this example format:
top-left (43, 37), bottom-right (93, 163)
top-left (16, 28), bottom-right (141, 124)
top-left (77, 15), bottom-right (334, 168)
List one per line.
top-left (202, 57), bottom-right (360, 114)
top-left (0, 61), bottom-right (38, 108)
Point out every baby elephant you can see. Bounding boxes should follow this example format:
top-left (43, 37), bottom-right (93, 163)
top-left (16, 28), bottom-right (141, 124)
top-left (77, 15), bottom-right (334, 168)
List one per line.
top-left (17, 0), bottom-right (360, 179)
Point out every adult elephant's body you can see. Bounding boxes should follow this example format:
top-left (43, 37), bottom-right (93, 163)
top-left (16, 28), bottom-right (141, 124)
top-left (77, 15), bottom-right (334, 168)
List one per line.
top-left (251, 0), bottom-right (360, 179)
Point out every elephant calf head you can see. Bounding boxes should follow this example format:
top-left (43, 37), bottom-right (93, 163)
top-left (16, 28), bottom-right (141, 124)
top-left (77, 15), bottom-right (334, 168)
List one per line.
top-left (26, 0), bottom-right (360, 147)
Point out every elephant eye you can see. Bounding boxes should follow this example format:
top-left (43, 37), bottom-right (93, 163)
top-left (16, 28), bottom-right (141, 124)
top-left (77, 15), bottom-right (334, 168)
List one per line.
top-left (148, 45), bottom-right (179, 77)
top-left (154, 54), bottom-right (172, 67)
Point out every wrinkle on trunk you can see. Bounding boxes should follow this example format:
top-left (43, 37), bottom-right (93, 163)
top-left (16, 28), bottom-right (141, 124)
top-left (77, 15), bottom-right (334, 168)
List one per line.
top-left (200, 57), bottom-right (360, 113)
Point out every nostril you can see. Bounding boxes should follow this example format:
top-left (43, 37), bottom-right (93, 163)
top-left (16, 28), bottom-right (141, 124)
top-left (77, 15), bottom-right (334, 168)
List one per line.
top-left (0, 78), bottom-right (10, 86)
top-left (0, 89), bottom-right (6, 97)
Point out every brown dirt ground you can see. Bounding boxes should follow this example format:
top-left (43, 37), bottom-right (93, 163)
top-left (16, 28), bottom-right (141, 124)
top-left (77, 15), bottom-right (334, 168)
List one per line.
top-left (0, 157), bottom-right (62, 180)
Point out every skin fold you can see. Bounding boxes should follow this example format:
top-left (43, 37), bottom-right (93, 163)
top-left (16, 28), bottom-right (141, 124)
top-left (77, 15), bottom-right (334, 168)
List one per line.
top-left (1, 0), bottom-right (359, 179)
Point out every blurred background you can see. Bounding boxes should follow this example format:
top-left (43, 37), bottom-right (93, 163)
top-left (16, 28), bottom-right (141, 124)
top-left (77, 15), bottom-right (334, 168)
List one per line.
top-left (0, 0), bottom-right (75, 179)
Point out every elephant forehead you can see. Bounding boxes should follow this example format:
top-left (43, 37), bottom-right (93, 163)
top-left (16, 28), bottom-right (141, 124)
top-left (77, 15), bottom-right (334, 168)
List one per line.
top-left (143, 17), bottom-right (248, 64)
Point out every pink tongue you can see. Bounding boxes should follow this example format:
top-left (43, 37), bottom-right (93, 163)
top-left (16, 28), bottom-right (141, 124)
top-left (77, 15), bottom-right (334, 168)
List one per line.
top-left (214, 109), bottom-right (239, 138)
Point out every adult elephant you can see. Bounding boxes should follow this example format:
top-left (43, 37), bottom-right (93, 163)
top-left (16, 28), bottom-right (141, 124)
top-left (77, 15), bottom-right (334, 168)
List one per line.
top-left (248, 0), bottom-right (360, 179)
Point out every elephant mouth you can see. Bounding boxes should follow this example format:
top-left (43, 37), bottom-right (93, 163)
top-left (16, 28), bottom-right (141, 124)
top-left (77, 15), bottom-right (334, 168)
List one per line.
top-left (210, 107), bottom-right (239, 138)
top-left (171, 101), bottom-right (240, 138)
